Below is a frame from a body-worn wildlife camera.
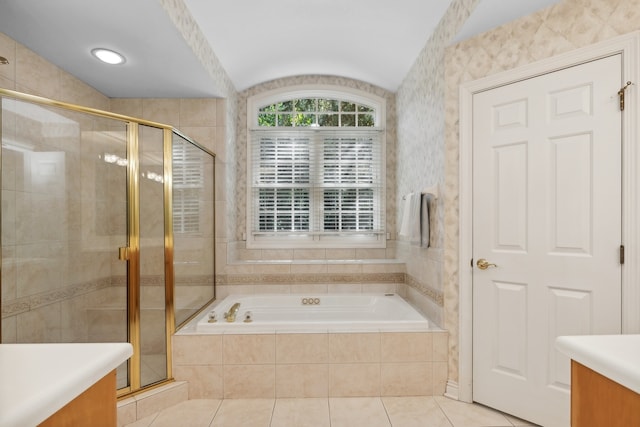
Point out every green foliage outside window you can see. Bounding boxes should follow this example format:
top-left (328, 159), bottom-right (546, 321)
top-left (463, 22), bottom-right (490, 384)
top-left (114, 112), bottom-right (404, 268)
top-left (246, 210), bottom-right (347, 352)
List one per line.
top-left (258, 97), bottom-right (376, 127)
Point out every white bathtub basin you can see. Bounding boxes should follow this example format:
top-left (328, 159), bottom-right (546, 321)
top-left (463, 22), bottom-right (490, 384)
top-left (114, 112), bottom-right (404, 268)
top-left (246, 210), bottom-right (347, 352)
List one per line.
top-left (187, 293), bottom-right (430, 333)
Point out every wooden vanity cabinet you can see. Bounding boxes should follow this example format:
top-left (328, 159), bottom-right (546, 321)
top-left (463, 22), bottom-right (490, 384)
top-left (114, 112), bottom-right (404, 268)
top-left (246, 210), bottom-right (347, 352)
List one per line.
top-left (38, 370), bottom-right (117, 427)
top-left (571, 361), bottom-right (640, 427)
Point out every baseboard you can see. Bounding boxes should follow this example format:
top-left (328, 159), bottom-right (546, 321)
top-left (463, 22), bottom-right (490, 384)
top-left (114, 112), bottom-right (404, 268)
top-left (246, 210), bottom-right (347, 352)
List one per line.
top-left (117, 381), bottom-right (189, 425)
top-left (444, 380), bottom-right (459, 400)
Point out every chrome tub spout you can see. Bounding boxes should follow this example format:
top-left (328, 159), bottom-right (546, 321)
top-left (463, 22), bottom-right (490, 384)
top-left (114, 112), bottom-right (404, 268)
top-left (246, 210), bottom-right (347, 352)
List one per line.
top-left (224, 302), bottom-right (241, 322)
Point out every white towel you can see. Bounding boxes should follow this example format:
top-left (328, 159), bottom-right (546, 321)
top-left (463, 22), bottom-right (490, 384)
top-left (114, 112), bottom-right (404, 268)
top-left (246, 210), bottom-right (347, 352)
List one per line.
top-left (399, 193), bottom-right (414, 238)
top-left (408, 194), bottom-right (422, 245)
top-left (400, 192), bottom-right (432, 246)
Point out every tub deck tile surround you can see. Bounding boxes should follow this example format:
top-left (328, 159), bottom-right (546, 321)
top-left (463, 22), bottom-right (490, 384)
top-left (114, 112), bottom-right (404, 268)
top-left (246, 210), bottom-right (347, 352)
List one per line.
top-left (275, 364), bottom-right (329, 398)
top-left (171, 365), bottom-right (223, 400)
top-left (222, 334), bottom-right (275, 364)
top-left (275, 333), bottom-right (329, 364)
top-left (329, 363), bottom-right (382, 397)
top-left (173, 335), bottom-right (222, 366)
top-left (329, 333), bottom-right (381, 363)
top-left (381, 331), bottom-right (433, 362)
top-left (172, 291), bottom-right (446, 399)
top-left (381, 362), bottom-right (433, 396)
top-left (223, 364), bottom-right (275, 398)
top-left (172, 330), bottom-right (448, 399)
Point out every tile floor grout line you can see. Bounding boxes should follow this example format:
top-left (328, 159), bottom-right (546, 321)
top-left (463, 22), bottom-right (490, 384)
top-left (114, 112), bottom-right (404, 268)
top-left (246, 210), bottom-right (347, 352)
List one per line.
top-left (206, 399), bottom-right (222, 427)
top-left (429, 396), bottom-right (455, 427)
top-left (379, 396), bottom-right (394, 427)
top-left (268, 397), bottom-right (276, 427)
top-left (143, 407), bottom-right (160, 427)
top-left (432, 396), bottom-right (456, 427)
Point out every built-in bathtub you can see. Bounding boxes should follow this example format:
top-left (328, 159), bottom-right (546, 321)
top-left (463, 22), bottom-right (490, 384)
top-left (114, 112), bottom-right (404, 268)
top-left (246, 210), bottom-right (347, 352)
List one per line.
top-left (180, 293), bottom-right (432, 333)
top-left (173, 292), bottom-right (447, 399)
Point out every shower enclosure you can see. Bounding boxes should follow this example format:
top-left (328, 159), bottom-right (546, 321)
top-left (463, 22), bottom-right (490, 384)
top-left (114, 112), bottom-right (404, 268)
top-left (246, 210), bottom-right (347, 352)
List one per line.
top-left (0, 89), bottom-right (216, 395)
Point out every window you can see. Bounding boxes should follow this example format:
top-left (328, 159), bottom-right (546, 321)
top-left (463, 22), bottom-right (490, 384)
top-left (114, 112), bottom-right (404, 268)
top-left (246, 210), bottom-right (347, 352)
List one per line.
top-left (247, 87), bottom-right (386, 248)
top-left (173, 138), bottom-right (205, 234)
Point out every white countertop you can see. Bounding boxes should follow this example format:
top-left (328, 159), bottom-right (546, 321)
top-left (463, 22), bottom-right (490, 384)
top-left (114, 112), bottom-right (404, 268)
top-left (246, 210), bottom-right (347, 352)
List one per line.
top-left (556, 334), bottom-right (640, 394)
top-left (0, 343), bottom-right (133, 427)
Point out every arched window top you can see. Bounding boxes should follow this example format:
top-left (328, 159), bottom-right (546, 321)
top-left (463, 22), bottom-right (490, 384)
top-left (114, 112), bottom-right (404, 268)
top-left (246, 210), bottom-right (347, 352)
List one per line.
top-left (248, 85), bottom-right (385, 128)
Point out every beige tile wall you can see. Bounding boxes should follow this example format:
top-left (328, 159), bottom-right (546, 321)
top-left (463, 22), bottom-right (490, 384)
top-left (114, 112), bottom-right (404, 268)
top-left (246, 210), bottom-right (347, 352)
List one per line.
top-left (172, 330), bottom-right (449, 399)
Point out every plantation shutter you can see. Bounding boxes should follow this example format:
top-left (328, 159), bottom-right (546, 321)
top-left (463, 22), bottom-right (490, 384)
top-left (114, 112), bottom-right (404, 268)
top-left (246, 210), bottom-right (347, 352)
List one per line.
top-left (250, 129), bottom-right (384, 239)
top-left (321, 131), bottom-right (381, 233)
top-left (173, 141), bottom-right (204, 234)
top-left (251, 131), bottom-right (312, 234)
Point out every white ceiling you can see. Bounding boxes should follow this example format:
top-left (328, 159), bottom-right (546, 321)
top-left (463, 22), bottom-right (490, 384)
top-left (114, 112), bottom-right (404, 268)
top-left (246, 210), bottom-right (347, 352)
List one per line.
top-left (182, 0), bottom-right (452, 92)
top-left (0, 0), bottom-right (560, 98)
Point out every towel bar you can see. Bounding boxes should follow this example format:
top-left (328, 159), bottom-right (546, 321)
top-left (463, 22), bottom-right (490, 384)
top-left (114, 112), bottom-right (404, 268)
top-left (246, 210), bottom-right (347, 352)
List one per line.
top-left (402, 186), bottom-right (439, 200)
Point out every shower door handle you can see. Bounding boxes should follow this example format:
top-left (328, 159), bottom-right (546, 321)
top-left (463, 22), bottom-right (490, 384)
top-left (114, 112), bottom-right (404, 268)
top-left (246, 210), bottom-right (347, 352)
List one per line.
top-left (476, 258), bottom-right (497, 270)
top-left (118, 247), bottom-right (130, 261)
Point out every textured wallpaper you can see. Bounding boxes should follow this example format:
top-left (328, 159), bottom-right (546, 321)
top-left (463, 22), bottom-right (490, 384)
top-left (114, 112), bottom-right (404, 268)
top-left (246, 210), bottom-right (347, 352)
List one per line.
top-left (396, 0), bottom-right (479, 382)
top-left (442, 0), bottom-right (640, 384)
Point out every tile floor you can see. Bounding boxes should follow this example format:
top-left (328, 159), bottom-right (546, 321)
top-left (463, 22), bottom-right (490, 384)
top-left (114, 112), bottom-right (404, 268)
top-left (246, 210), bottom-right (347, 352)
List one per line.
top-left (123, 396), bottom-right (540, 427)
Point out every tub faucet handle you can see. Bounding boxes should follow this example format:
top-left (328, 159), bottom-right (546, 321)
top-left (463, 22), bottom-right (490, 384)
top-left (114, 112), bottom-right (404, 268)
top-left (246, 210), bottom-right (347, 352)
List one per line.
top-left (208, 311), bottom-right (217, 323)
top-left (224, 302), bottom-right (241, 322)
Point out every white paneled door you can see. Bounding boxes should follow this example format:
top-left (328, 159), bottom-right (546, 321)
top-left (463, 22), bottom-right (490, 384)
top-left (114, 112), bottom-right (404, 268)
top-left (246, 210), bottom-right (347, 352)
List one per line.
top-left (472, 55), bottom-right (623, 427)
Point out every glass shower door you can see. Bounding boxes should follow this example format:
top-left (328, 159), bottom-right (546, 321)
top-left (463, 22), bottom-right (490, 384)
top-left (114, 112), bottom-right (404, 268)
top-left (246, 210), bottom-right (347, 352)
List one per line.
top-left (138, 124), bottom-right (167, 387)
top-left (0, 97), bottom-right (130, 389)
top-left (172, 132), bottom-right (216, 327)
top-left (1, 89), bottom-right (217, 396)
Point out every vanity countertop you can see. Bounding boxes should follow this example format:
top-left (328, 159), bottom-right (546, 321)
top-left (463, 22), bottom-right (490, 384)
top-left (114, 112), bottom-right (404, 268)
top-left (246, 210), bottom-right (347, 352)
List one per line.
top-left (0, 342), bottom-right (132, 427)
top-left (556, 334), bottom-right (640, 394)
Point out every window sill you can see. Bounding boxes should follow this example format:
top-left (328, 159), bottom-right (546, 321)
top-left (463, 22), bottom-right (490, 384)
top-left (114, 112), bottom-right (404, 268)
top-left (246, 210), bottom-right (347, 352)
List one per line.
top-left (226, 258), bottom-right (404, 266)
top-left (246, 235), bottom-right (387, 250)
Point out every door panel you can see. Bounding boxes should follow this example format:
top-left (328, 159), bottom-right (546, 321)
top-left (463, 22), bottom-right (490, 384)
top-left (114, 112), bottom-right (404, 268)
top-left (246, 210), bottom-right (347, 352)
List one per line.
top-left (472, 55), bottom-right (623, 427)
top-left (550, 133), bottom-right (592, 254)
top-left (494, 142), bottom-right (528, 251)
top-left (494, 281), bottom-right (528, 378)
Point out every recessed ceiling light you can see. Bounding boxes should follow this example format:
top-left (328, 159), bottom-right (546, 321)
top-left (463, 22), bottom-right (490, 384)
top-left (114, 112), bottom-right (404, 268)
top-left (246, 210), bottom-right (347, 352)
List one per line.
top-left (91, 48), bottom-right (126, 65)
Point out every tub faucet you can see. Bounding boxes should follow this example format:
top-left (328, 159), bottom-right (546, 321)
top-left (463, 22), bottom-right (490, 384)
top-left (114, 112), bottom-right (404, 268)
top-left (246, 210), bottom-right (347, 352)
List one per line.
top-left (224, 302), bottom-right (241, 322)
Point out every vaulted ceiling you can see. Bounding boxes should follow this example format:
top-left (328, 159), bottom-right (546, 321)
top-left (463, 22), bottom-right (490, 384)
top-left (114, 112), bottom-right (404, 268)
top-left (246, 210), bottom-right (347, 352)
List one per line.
top-left (0, 0), bottom-right (560, 98)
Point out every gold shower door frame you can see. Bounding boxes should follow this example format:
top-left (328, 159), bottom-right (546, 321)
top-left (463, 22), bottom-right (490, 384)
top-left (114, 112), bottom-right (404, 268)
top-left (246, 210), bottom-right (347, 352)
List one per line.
top-left (0, 88), bottom-right (215, 397)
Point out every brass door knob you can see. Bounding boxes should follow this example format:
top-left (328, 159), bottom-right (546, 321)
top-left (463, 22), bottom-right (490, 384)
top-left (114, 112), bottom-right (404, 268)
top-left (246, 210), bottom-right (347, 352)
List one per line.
top-left (477, 258), bottom-right (497, 270)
